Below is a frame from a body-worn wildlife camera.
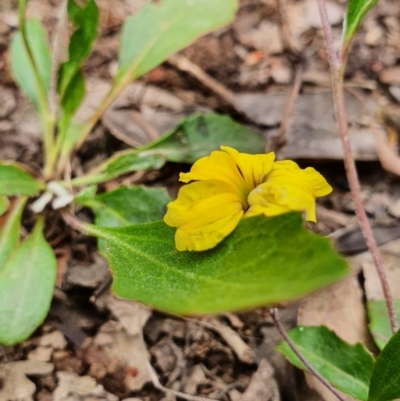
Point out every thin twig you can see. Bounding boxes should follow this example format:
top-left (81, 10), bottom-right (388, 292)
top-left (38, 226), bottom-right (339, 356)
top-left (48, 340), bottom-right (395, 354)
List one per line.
top-left (145, 359), bottom-right (218, 401)
top-left (168, 54), bottom-right (236, 107)
top-left (316, 0), bottom-right (398, 334)
top-left (269, 309), bottom-right (346, 401)
top-left (131, 110), bottom-right (160, 141)
top-left (266, 65), bottom-right (303, 152)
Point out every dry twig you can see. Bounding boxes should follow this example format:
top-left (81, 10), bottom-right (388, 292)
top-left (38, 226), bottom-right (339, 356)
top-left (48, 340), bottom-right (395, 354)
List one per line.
top-left (266, 66), bottom-right (303, 152)
top-left (168, 54), bottom-right (236, 107)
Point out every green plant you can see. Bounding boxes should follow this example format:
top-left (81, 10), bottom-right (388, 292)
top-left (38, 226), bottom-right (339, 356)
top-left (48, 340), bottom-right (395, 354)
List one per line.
top-left (0, 0), bottom-right (350, 347)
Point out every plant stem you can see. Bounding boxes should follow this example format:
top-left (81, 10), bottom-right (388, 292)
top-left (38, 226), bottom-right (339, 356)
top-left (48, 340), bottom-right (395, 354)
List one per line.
top-left (56, 77), bottom-right (128, 175)
top-left (269, 309), bottom-right (346, 401)
top-left (316, 0), bottom-right (398, 334)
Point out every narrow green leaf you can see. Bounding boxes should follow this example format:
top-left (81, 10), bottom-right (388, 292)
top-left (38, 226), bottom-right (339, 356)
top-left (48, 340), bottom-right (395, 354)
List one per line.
top-left (71, 153), bottom-right (166, 187)
top-left (0, 198), bottom-right (26, 273)
top-left (117, 0), bottom-right (238, 81)
top-left (10, 19), bottom-right (51, 111)
top-left (106, 153), bottom-right (166, 179)
top-left (367, 300), bottom-right (400, 350)
top-left (0, 196), bottom-right (9, 216)
top-left (58, 121), bottom-right (85, 166)
top-left (0, 164), bottom-right (44, 196)
top-left (368, 329), bottom-right (400, 401)
top-left (80, 186), bottom-right (172, 255)
top-left (344, 0), bottom-right (379, 43)
top-left (277, 326), bottom-right (375, 401)
top-left (59, 70), bottom-right (85, 134)
top-left (139, 113), bottom-right (266, 163)
top-left (58, 0), bottom-right (99, 98)
top-left (0, 220), bottom-right (57, 345)
top-left (87, 213), bottom-right (349, 315)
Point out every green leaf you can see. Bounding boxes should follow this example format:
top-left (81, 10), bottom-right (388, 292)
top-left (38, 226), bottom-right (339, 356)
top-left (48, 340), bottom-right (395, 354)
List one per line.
top-left (58, 122), bottom-right (85, 164)
top-left (59, 70), bottom-right (85, 134)
top-left (368, 329), bottom-right (400, 401)
top-left (277, 326), bottom-right (375, 401)
top-left (367, 300), bottom-right (400, 350)
top-left (93, 186), bottom-right (171, 227)
top-left (344, 0), bottom-right (379, 43)
top-left (0, 198), bottom-right (26, 273)
top-left (0, 196), bottom-right (9, 216)
top-left (106, 154), bottom-right (165, 178)
top-left (87, 213), bottom-right (349, 315)
top-left (0, 220), bottom-right (57, 345)
top-left (10, 18), bottom-right (51, 111)
top-left (58, 0), bottom-right (98, 134)
top-left (117, 0), bottom-right (238, 81)
top-left (80, 186), bottom-right (172, 255)
top-left (71, 153), bottom-right (166, 187)
top-left (58, 0), bottom-right (99, 98)
top-left (139, 113), bottom-right (266, 163)
top-left (0, 164), bottom-right (44, 196)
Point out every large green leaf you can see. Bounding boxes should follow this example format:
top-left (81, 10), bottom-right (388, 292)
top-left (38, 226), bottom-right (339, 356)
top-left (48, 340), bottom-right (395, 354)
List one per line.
top-left (86, 213), bottom-right (349, 314)
top-left (116, 0), bottom-right (238, 81)
top-left (0, 220), bottom-right (57, 345)
top-left (139, 113), bottom-right (266, 163)
top-left (0, 198), bottom-right (26, 273)
top-left (10, 18), bottom-right (51, 111)
top-left (344, 0), bottom-right (379, 43)
top-left (368, 329), bottom-right (400, 401)
top-left (0, 164), bottom-right (44, 196)
top-left (277, 326), bottom-right (375, 401)
top-left (0, 196), bottom-right (9, 216)
top-left (367, 300), bottom-right (400, 350)
top-left (79, 185), bottom-right (172, 255)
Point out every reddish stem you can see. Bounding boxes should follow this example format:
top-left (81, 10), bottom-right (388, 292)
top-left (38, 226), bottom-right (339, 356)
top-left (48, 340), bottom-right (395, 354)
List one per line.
top-left (316, 0), bottom-right (398, 334)
top-left (270, 309), bottom-right (346, 401)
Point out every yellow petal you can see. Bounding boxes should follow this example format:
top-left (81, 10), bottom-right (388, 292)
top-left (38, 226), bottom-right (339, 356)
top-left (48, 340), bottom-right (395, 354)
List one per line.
top-left (179, 150), bottom-right (244, 190)
top-left (246, 160), bottom-right (332, 222)
top-left (221, 146), bottom-right (275, 188)
top-left (247, 182), bottom-right (317, 221)
top-left (245, 203), bottom-right (292, 218)
top-left (164, 180), bottom-right (244, 251)
top-left (268, 161), bottom-right (332, 197)
top-left (175, 205), bottom-right (243, 251)
top-left (304, 167), bottom-right (333, 197)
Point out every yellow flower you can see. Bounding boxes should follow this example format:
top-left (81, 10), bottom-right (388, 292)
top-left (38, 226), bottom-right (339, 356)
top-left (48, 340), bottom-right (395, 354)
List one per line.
top-left (164, 146), bottom-right (332, 251)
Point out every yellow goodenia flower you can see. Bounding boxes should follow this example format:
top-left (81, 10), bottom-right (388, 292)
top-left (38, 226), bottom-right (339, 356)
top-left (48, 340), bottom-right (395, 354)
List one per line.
top-left (164, 146), bottom-right (332, 251)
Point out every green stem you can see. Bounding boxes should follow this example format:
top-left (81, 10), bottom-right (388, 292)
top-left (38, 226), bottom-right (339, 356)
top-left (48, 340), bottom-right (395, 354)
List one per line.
top-left (56, 76), bottom-right (130, 175)
top-left (68, 173), bottom-right (109, 187)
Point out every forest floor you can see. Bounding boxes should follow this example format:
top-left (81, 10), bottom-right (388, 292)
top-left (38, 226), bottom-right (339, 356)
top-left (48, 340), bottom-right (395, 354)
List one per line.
top-left (1, 0), bottom-right (400, 400)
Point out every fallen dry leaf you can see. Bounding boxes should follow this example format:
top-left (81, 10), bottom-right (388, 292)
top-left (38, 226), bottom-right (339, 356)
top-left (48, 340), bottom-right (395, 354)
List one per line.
top-left (0, 360), bottom-right (54, 401)
top-left (239, 359), bottom-right (280, 401)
